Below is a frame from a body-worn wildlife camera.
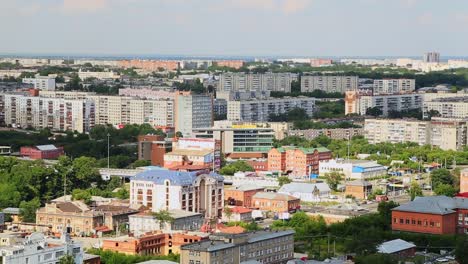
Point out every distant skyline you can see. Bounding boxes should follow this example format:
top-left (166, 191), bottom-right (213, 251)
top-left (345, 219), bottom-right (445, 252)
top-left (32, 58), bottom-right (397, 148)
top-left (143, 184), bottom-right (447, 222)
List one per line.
top-left (2, 0), bottom-right (468, 57)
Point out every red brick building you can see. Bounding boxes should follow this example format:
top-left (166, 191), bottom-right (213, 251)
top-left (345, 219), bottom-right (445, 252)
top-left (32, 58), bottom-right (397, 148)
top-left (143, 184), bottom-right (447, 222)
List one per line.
top-left (268, 146), bottom-right (332, 178)
top-left (392, 196), bottom-right (468, 235)
top-left (137, 135), bottom-right (172, 166)
top-left (252, 192), bottom-right (300, 213)
top-left (20, 144), bottom-right (64, 160)
top-left (225, 185), bottom-right (264, 208)
top-left (245, 159), bottom-right (268, 172)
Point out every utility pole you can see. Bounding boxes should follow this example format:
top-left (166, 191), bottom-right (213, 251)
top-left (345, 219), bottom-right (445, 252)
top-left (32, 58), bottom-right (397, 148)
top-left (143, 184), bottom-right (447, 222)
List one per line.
top-left (327, 233), bottom-right (330, 256)
top-left (107, 133), bottom-right (110, 169)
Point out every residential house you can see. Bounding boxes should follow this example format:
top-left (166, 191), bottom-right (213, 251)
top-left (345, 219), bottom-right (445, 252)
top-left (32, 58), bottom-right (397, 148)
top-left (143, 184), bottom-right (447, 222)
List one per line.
top-left (252, 192), bottom-right (300, 213)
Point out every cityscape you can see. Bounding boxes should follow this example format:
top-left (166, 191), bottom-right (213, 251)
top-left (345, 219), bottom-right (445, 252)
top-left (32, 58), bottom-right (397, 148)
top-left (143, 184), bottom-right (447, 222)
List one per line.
top-left (1, 1), bottom-right (468, 264)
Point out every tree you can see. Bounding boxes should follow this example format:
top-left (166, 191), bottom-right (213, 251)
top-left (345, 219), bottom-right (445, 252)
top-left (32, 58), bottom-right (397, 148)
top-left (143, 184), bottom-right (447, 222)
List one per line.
top-left (277, 176), bottom-right (292, 187)
top-left (59, 255), bottom-right (75, 264)
top-left (71, 157), bottom-right (101, 188)
top-left (366, 106), bottom-right (383, 117)
top-left (377, 201), bottom-right (399, 227)
top-left (408, 181), bottom-right (423, 201)
top-left (175, 131), bottom-right (183, 138)
top-left (152, 210), bottom-right (174, 230)
top-left (224, 207), bottom-right (233, 222)
top-left (456, 237), bottom-right (468, 264)
top-left (355, 253), bottom-right (398, 264)
top-left (129, 159), bottom-right (151, 168)
top-left (19, 198), bottom-right (41, 223)
top-left (431, 169), bottom-right (454, 189)
top-left (434, 183), bottom-right (457, 197)
top-left (71, 189), bottom-right (92, 204)
top-left (324, 172), bottom-right (343, 191)
top-left (0, 183), bottom-right (21, 209)
top-left (114, 188), bottom-right (129, 199)
top-left (219, 161), bottom-right (254, 176)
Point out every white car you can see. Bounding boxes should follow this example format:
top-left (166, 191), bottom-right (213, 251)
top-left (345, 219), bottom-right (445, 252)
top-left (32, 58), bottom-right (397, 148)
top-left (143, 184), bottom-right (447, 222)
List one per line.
top-left (436, 258), bottom-right (448, 262)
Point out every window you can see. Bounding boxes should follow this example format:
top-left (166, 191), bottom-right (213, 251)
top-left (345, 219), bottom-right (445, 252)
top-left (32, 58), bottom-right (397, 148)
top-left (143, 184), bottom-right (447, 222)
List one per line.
top-left (399, 219), bottom-right (404, 224)
top-left (405, 219), bottom-right (410, 224)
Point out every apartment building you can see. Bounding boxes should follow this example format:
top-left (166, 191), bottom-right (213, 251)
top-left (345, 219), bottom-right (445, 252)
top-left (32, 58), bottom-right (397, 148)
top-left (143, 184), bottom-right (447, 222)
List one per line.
top-left (345, 91), bottom-right (423, 116)
top-left (118, 60), bottom-right (179, 71)
top-left (129, 169), bottom-right (224, 219)
top-left (118, 88), bottom-right (176, 100)
top-left (225, 185), bottom-right (265, 207)
top-left (252, 192), bottom-right (300, 213)
top-left (22, 76), bottom-right (56, 90)
top-left (180, 230), bottom-right (295, 264)
top-left (3, 94), bottom-right (94, 133)
top-left (0, 232), bottom-right (83, 264)
top-left (364, 118), bottom-right (468, 150)
top-left (193, 123), bottom-right (275, 158)
top-left (423, 52), bottom-right (440, 63)
top-left (392, 196), bottom-right (468, 235)
top-left (310, 58), bottom-right (333, 67)
top-left (78, 70), bottom-right (120, 80)
top-left (227, 96), bottom-right (315, 122)
top-left (288, 127), bottom-right (364, 140)
top-left (373, 79), bottom-right (415, 95)
top-left (214, 60), bottom-right (244, 69)
top-left (164, 138), bottom-right (221, 170)
top-left (268, 146), bottom-right (332, 178)
top-left (423, 97), bottom-right (468, 119)
top-left (301, 75), bottom-right (358, 93)
top-left (174, 92), bottom-right (213, 138)
top-left (218, 73), bottom-right (296, 92)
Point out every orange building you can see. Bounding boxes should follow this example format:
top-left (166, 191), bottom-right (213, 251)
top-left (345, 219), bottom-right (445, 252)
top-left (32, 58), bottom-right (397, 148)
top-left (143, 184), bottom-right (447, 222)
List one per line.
top-left (391, 196), bottom-right (468, 235)
top-left (268, 146), bottom-right (332, 178)
top-left (214, 60), bottom-right (244, 69)
top-left (163, 149), bottom-right (213, 169)
top-left (118, 60), bottom-right (179, 71)
top-left (461, 169), bottom-right (468, 193)
top-left (252, 192), bottom-right (300, 213)
top-left (310, 58), bottom-right (333, 67)
top-left (102, 231), bottom-right (208, 256)
top-left (137, 135), bottom-right (172, 166)
top-left (225, 185), bottom-right (264, 207)
top-left (345, 180), bottom-right (373, 200)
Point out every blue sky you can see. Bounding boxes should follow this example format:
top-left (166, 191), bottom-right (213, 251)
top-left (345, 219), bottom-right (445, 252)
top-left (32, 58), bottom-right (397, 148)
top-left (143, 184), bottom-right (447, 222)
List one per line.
top-left (1, 0), bottom-right (468, 56)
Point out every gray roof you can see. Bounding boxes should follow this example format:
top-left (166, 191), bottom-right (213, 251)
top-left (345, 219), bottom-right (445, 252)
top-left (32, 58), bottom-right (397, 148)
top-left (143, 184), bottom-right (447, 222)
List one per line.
top-left (278, 182), bottom-right (331, 194)
top-left (2, 208), bottom-right (20, 215)
top-left (36, 144), bottom-right (58, 151)
top-left (393, 196), bottom-right (468, 215)
top-left (133, 169), bottom-right (223, 186)
top-left (232, 184), bottom-right (264, 191)
top-left (247, 230), bottom-right (295, 243)
top-left (377, 239), bottom-right (416, 254)
top-left (346, 180), bottom-right (372, 187)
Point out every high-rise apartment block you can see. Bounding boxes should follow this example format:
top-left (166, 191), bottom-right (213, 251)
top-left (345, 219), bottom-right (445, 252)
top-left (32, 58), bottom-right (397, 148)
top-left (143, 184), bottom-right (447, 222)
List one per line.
top-left (373, 79), bottom-right (415, 95)
top-left (423, 52), bottom-right (440, 63)
top-left (364, 118), bottom-right (468, 150)
top-left (218, 73), bottom-right (296, 93)
top-left (174, 92), bottom-right (213, 138)
top-left (22, 76), bottom-right (56, 91)
top-left (3, 94), bottom-right (94, 133)
top-left (301, 75), bottom-right (358, 93)
top-left (227, 97), bottom-right (315, 122)
top-left (423, 97), bottom-right (468, 119)
top-left (345, 91), bottom-right (423, 116)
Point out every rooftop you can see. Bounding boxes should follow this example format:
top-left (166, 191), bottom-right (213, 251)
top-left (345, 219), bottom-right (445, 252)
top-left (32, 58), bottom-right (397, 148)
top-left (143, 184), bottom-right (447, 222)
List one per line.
top-left (253, 192), bottom-right (299, 201)
top-left (166, 149), bottom-right (213, 157)
top-left (377, 239), bottom-right (416, 254)
top-left (346, 180), bottom-right (372, 187)
top-left (393, 196), bottom-right (468, 215)
top-left (35, 144), bottom-right (59, 151)
top-left (133, 170), bottom-right (223, 186)
top-left (276, 146), bottom-right (331, 154)
top-left (279, 182), bottom-right (331, 194)
top-left (229, 184), bottom-right (264, 192)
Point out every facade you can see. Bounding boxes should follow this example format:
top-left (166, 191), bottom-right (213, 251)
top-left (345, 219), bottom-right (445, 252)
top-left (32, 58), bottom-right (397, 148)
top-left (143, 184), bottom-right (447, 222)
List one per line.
top-left (224, 185), bottom-right (265, 207)
top-left (227, 97), bottom-right (315, 122)
top-left (78, 70), bottom-right (120, 80)
top-left (345, 180), bottom-right (373, 200)
top-left (129, 210), bottom-right (204, 235)
top-left (174, 92), bottom-right (213, 138)
top-left (180, 230), bottom-right (295, 264)
top-left (129, 170), bottom-right (224, 219)
top-left (423, 52), bottom-right (440, 63)
top-left (166, 138), bottom-right (221, 170)
top-left (319, 159), bottom-right (387, 180)
top-left (278, 182), bottom-right (331, 202)
top-left (0, 233), bottom-right (83, 264)
top-left (118, 88), bottom-right (175, 100)
top-left (372, 79), bottom-right (415, 95)
top-left (345, 91), bottom-right (423, 116)
top-left (20, 144), bottom-right (64, 160)
top-left (3, 94), bottom-right (94, 133)
top-left (423, 97), bottom-right (468, 119)
top-left (103, 232), bottom-right (207, 256)
top-left (118, 60), bottom-right (179, 71)
top-left (137, 135), bottom-right (172, 167)
top-left (288, 127), bottom-right (364, 140)
top-left (461, 169), bottom-right (468, 194)
top-left (268, 146), bottom-right (332, 178)
top-left (364, 118), bottom-right (468, 151)
top-left (301, 75), bottom-right (358, 93)
top-left (23, 76), bottom-right (56, 91)
top-left (392, 196), bottom-right (468, 235)
top-left (252, 192), bottom-right (300, 213)
top-left (218, 73), bottom-right (295, 93)
top-left (222, 207), bottom-right (253, 222)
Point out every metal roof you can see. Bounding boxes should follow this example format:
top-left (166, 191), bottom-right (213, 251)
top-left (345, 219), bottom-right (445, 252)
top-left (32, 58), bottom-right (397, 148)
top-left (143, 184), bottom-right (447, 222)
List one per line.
top-left (393, 196), bottom-right (468, 215)
top-left (377, 239), bottom-right (416, 254)
top-left (133, 170), bottom-right (223, 186)
top-left (36, 144), bottom-right (58, 151)
top-left (278, 182), bottom-right (331, 194)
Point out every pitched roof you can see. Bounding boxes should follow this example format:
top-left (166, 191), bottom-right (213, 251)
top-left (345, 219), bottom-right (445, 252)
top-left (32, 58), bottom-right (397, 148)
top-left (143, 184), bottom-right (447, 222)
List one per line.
top-left (276, 146), bottom-right (331, 154)
top-left (231, 184), bottom-right (264, 192)
top-left (393, 196), bottom-right (468, 215)
top-left (230, 207), bottom-right (253, 214)
top-left (56, 202), bottom-right (85, 213)
top-left (346, 180), bottom-right (372, 187)
top-left (36, 144), bottom-right (58, 151)
top-left (377, 239), bottom-right (416, 254)
top-left (278, 182), bottom-right (331, 194)
top-left (252, 192), bottom-right (299, 201)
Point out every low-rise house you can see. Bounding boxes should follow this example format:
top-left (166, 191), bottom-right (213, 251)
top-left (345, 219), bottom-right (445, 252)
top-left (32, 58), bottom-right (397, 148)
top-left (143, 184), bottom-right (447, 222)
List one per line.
top-left (345, 180), bottom-right (372, 200)
top-left (225, 184), bottom-right (265, 207)
top-left (129, 209), bottom-right (204, 236)
top-left (392, 196), bottom-right (468, 235)
top-left (278, 182), bottom-right (331, 202)
top-left (252, 192), bottom-right (300, 213)
top-left (102, 231), bottom-right (208, 256)
top-left (377, 239), bottom-right (416, 257)
top-left (20, 144), bottom-right (64, 160)
top-left (223, 206), bottom-right (253, 222)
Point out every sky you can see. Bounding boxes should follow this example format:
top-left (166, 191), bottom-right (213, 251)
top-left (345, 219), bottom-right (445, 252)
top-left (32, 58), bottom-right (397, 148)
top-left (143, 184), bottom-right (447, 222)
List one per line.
top-left (1, 0), bottom-right (468, 57)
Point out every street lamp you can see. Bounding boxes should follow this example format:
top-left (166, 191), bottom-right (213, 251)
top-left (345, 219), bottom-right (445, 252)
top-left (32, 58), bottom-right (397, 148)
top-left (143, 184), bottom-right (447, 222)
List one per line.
top-left (107, 133), bottom-right (110, 169)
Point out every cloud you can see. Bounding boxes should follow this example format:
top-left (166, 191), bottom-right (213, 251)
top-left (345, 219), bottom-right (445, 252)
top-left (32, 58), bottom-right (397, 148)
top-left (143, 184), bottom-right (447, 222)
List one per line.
top-left (61, 0), bottom-right (108, 13)
top-left (228, 0), bottom-right (311, 14)
top-left (417, 12), bottom-right (433, 25)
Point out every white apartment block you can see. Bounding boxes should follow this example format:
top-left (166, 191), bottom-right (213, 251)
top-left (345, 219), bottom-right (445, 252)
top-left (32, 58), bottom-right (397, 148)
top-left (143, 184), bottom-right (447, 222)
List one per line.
top-left (174, 92), bottom-right (213, 137)
top-left (364, 118), bottom-right (468, 151)
top-left (301, 75), bottom-right (358, 93)
top-left (22, 76), bottom-right (56, 91)
top-left (3, 94), bottom-right (94, 133)
top-left (130, 170), bottom-right (224, 219)
top-left (78, 70), bottom-right (120, 80)
top-left (345, 91), bottom-right (423, 116)
top-left (227, 97), bottom-right (315, 122)
top-left (423, 97), bottom-right (468, 119)
top-left (218, 73), bottom-right (296, 92)
top-left (373, 79), bottom-right (415, 95)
